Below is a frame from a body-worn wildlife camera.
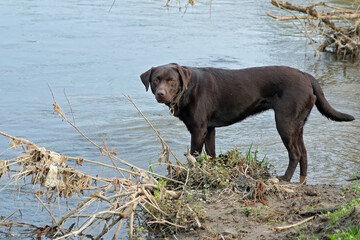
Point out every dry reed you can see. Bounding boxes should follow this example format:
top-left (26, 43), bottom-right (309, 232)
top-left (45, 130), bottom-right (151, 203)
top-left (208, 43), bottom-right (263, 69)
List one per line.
top-left (0, 94), bottom-right (295, 239)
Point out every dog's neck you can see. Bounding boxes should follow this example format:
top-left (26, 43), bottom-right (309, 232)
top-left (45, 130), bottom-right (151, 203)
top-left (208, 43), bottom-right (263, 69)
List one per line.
top-left (167, 86), bottom-right (186, 116)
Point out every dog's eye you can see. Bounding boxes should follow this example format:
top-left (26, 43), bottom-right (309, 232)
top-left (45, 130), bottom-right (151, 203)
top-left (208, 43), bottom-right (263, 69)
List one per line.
top-left (168, 79), bottom-right (174, 84)
top-left (153, 78), bottom-right (160, 84)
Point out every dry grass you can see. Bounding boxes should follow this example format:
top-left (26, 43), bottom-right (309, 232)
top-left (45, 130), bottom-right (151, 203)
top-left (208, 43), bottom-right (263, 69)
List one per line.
top-left (0, 94), bottom-right (187, 239)
top-left (0, 95), bottom-right (297, 239)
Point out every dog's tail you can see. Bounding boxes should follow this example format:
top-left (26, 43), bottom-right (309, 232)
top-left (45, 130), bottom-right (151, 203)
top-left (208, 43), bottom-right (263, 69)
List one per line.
top-left (309, 74), bottom-right (355, 122)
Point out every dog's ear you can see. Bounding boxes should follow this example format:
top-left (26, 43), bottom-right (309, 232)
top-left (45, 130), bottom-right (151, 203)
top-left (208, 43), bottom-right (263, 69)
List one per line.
top-left (176, 66), bottom-right (191, 90)
top-left (140, 67), bottom-right (154, 91)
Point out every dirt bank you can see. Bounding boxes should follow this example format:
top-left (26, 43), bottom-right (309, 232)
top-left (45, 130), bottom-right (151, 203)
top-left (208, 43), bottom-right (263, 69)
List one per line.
top-left (174, 182), bottom-right (359, 240)
top-left (1, 131), bottom-right (358, 240)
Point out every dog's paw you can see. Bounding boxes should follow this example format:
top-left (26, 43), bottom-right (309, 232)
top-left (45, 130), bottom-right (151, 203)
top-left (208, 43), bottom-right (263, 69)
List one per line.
top-left (276, 175), bottom-right (291, 182)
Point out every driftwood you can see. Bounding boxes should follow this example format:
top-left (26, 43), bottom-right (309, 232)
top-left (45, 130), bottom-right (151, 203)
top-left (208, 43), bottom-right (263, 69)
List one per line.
top-left (269, 0), bottom-right (360, 58)
top-left (0, 94), bottom-right (199, 239)
top-left (0, 130), bottom-right (186, 239)
top-left (0, 92), bottom-right (303, 239)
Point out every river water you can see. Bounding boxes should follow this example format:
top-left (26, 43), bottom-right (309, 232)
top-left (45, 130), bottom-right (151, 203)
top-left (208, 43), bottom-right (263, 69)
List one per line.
top-left (0, 0), bottom-right (359, 237)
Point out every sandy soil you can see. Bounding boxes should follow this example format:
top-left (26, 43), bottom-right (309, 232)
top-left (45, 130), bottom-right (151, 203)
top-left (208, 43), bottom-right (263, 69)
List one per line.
top-left (173, 183), bottom-right (359, 240)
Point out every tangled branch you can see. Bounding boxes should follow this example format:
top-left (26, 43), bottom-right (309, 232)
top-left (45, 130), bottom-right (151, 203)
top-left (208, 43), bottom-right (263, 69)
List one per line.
top-left (0, 93), bottom-right (300, 239)
top-left (269, 0), bottom-right (360, 58)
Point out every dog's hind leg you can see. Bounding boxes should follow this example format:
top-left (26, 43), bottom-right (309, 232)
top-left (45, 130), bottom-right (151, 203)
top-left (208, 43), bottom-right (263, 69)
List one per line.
top-left (298, 130), bottom-right (308, 184)
top-left (275, 93), bottom-right (315, 182)
top-left (275, 117), bottom-right (302, 182)
top-left (297, 96), bottom-right (315, 183)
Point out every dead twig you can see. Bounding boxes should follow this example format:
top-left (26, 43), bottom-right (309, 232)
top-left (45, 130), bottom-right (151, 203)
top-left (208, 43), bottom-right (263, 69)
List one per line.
top-left (123, 94), bottom-right (185, 168)
top-left (268, 13), bottom-right (360, 21)
top-left (275, 215), bottom-right (315, 231)
top-left (269, 0), bottom-right (360, 58)
top-left (0, 209), bottom-right (21, 225)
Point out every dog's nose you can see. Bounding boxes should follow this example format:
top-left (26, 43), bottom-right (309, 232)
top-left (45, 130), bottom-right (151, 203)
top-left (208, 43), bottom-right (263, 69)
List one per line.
top-left (156, 89), bottom-right (166, 97)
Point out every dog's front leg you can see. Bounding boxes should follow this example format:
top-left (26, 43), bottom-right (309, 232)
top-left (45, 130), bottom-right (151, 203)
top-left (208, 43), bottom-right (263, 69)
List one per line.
top-left (204, 127), bottom-right (216, 158)
top-left (190, 128), bottom-right (208, 156)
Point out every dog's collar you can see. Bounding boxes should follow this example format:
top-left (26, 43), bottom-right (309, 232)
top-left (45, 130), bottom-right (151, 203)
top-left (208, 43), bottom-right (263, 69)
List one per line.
top-left (169, 103), bottom-right (176, 116)
top-left (168, 87), bottom-right (186, 116)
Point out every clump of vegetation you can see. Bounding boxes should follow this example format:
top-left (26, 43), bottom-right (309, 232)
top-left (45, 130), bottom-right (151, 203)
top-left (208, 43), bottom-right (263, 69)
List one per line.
top-left (0, 94), bottom-right (281, 239)
top-left (144, 146), bottom-right (275, 236)
top-left (0, 128), bottom-right (293, 239)
top-left (169, 145), bottom-right (272, 190)
top-left (4, 93), bottom-right (352, 240)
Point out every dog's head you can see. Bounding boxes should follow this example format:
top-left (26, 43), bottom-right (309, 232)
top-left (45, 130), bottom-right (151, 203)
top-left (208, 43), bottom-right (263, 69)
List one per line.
top-left (140, 63), bottom-right (191, 104)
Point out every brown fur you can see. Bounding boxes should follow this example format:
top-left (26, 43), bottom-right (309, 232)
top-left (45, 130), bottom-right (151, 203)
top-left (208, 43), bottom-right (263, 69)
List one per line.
top-left (141, 63), bottom-right (354, 182)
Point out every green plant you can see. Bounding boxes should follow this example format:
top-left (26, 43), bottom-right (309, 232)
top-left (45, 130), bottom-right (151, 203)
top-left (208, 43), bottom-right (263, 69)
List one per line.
top-left (351, 180), bottom-right (360, 194)
top-left (243, 206), bottom-right (252, 217)
top-left (246, 144), bottom-right (254, 163)
top-left (294, 233), bottom-right (319, 240)
top-left (148, 160), bottom-right (154, 178)
top-left (154, 178), bottom-right (167, 201)
top-left (251, 207), bottom-right (262, 216)
top-left (132, 226), bottom-right (149, 240)
top-left (242, 206), bottom-right (263, 217)
top-left (193, 204), bottom-right (205, 218)
top-left (328, 222), bottom-right (360, 240)
top-left (326, 198), bottom-right (360, 229)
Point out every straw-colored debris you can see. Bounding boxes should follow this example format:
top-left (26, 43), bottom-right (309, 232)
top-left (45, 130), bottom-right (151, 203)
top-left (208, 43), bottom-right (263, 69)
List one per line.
top-left (0, 96), bottom-right (300, 239)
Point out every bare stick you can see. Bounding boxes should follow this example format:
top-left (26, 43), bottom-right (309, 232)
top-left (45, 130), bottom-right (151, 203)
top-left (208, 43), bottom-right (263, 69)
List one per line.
top-left (272, 0), bottom-right (319, 55)
top-left (109, 0), bottom-right (116, 12)
top-left (67, 156), bottom-right (138, 177)
top-left (0, 131), bottom-right (16, 140)
top-left (112, 218), bottom-right (124, 240)
top-left (95, 216), bottom-right (122, 240)
top-left (275, 216), bottom-right (315, 231)
top-left (63, 89), bottom-right (76, 126)
top-left (48, 91), bottom-right (183, 183)
top-left (123, 94), bottom-right (185, 167)
top-left (101, 138), bottom-right (126, 178)
top-left (129, 208), bottom-right (135, 239)
top-left (147, 219), bottom-right (187, 229)
top-left (0, 209), bottom-right (20, 224)
top-left (268, 13), bottom-right (360, 21)
top-left (54, 210), bottom-right (121, 240)
top-left (0, 221), bottom-right (38, 228)
top-left (35, 194), bottom-right (64, 234)
top-left (271, 0), bottom-right (352, 36)
top-left (57, 196), bottom-right (97, 227)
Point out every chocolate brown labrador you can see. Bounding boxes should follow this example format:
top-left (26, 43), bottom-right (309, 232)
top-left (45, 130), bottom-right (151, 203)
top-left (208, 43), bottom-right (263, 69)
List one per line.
top-left (140, 63), bottom-right (355, 182)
